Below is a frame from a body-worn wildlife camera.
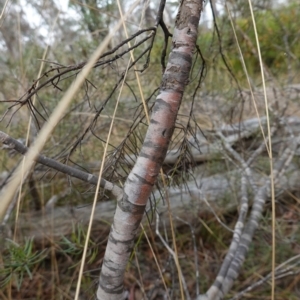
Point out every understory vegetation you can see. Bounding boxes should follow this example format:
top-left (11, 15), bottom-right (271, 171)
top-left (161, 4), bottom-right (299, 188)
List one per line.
top-left (0, 0), bottom-right (300, 299)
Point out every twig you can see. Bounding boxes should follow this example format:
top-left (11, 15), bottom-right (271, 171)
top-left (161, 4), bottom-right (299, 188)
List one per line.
top-left (0, 131), bottom-right (123, 200)
top-left (175, 216), bottom-right (200, 296)
top-left (231, 254), bottom-right (300, 300)
top-left (199, 136), bottom-right (299, 300)
top-left (156, 212), bottom-right (191, 300)
top-left (199, 175), bottom-right (249, 300)
top-left (216, 131), bottom-right (257, 191)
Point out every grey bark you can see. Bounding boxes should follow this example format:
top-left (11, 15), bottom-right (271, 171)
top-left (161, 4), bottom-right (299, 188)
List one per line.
top-left (96, 1), bottom-right (204, 298)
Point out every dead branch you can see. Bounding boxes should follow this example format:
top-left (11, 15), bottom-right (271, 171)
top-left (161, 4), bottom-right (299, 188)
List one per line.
top-left (2, 116), bottom-right (300, 246)
top-left (8, 161), bottom-right (300, 243)
top-left (0, 131), bottom-right (123, 200)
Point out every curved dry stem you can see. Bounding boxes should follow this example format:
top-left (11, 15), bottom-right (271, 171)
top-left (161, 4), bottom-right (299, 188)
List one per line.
top-left (200, 136), bottom-right (299, 300)
top-left (0, 1), bottom-right (138, 222)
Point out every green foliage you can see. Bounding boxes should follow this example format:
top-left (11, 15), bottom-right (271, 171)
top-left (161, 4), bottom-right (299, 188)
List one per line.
top-left (1, 1), bottom-right (300, 298)
top-left (59, 225), bottom-right (98, 266)
top-left (231, 1), bottom-right (300, 75)
top-left (69, 0), bottom-right (116, 40)
top-left (0, 238), bottom-right (47, 289)
top-left (198, 1), bottom-right (300, 84)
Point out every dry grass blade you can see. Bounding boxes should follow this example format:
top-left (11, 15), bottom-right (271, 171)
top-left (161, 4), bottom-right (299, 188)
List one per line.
top-left (73, 2), bottom-right (141, 298)
top-left (1, 1), bottom-right (299, 299)
top-left (0, 0), bottom-right (139, 222)
top-left (13, 10), bottom-right (59, 240)
top-left (0, 0), bottom-right (10, 21)
top-left (247, 1), bottom-right (276, 298)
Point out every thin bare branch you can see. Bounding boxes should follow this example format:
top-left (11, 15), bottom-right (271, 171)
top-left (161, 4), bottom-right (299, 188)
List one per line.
top-left (0, 131), bottom-right (123, 200)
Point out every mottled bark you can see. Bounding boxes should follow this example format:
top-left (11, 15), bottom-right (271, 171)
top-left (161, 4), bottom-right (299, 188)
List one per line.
top-left (198, 136), bottom-right (300, 300)
top-left (97, 1), bottom-right (204, 299)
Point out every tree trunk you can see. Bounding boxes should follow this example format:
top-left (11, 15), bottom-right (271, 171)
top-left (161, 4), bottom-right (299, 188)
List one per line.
top-left (97, 1), bottom-right (204, 299)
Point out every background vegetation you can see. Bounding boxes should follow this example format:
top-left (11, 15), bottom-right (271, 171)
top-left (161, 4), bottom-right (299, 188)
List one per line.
top-left (0, 0), bottom-right (300, 299)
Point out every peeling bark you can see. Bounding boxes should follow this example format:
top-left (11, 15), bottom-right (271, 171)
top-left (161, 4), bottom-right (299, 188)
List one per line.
top-left (198, 136), bottom-right (300, 300)
top-left (97, 1), bottom-right (204, 298)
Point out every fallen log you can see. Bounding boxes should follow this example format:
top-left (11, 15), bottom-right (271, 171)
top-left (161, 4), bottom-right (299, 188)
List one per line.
top-left (2, 116), bottom-right (300, 243)
top-left (10, 164), bottom-right (300, 242)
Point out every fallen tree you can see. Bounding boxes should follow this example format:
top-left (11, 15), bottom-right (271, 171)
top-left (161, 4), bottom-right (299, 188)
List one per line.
top-left (2, 115), bottom-right (299, 243)
top-left (9, 164), bottom-right (300, 242)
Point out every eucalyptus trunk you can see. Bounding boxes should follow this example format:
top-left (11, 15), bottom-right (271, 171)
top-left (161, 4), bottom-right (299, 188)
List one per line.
top-left (97, 1), bottom-right (204, 299)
